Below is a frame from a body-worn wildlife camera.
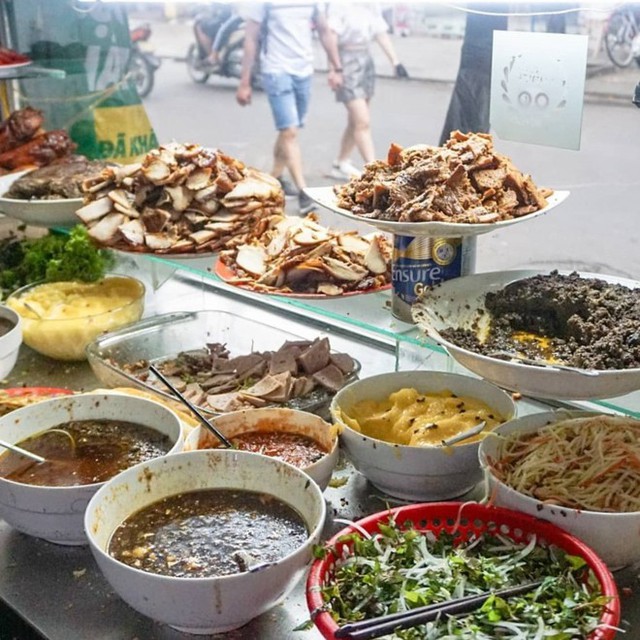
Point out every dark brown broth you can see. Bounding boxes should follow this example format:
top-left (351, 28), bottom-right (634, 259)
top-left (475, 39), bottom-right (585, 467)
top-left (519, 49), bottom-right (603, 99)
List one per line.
top-left (108, 488), bottom-right (308, 578)
top-left (0, 317), bottom-right (14, 338)
top-left (0, 419), bottom-right (171, 486)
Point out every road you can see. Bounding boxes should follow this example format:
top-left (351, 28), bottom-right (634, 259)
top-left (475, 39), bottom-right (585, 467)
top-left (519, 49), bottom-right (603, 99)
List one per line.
top-left (142, 54), bottom-right (640, 280)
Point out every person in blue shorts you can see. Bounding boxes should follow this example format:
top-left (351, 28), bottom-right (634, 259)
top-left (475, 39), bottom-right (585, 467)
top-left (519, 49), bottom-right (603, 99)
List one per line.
top-left (236, 2), bottom-right (342, 215)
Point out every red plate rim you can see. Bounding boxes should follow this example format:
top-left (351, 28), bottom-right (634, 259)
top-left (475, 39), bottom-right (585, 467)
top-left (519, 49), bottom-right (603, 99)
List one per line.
top-left (2, 387), bottom-right (74, 398)
top-left (306, 502), bottom-right (620, 640)
top-left (214, 257), bottom-right (391, 299)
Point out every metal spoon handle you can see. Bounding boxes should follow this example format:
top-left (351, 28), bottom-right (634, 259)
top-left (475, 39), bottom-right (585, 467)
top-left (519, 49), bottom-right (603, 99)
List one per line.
top-left (442, 421), bottom-right (486, 447)
top-left (0, 438), bottom-right (45, 463)
top-left (148, 365), bottom-right (233, 449)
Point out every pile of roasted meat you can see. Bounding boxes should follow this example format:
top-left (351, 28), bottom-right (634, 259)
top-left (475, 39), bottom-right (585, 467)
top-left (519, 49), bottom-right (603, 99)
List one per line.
top-left (441, 271), bottom-right (640, 370)
top-left (219, 214), bottom-right (391, 295)
top-left (335, 131), bottom-right (552, 224)
top-left (0, 107), bottom-right (75, 173)
top-left (76, 142), bottom-right (284, 254)
top-left (121, 337), bottom-right (357, 414)
top-left (5, 159), bottom-right (111, 200)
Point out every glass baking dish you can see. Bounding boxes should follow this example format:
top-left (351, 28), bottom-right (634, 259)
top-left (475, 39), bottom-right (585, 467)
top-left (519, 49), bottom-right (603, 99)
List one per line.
top-left (86, 310), bottom-right (360, 417)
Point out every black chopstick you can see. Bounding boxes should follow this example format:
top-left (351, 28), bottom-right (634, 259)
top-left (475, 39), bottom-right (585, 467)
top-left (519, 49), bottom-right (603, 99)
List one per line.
top-left (335, 580), bottom-right (543, 640)
top-left (148, 364), bottom-right (233, 449)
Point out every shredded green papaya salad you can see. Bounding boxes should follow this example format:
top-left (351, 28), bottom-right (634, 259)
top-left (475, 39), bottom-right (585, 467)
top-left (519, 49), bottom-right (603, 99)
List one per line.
top-left (313, 517), bottom-right (617, 639)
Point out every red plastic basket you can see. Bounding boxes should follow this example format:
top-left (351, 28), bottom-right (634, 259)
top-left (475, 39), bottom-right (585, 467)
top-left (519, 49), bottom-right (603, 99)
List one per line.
top-left (307, 502), bottom-right (620, 640)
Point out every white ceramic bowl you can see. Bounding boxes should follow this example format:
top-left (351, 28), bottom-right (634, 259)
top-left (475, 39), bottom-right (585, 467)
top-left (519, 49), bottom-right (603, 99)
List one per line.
top-left (330, 371), bottom-right (516, 501)
top-left (479, 410), bottom-right (640, 569)
top-left (0, 305), bottom-right (21, 379)
top-left (85, 449), bottom-right (326, 635)
top-left (0, 170), bottom-right (83, 227)
top-left (412, 269), bottom-right (640, 400)
top-left (184, 407), bottom-right (338, 490)
top-left (0, 393), bottom-right (184, 545)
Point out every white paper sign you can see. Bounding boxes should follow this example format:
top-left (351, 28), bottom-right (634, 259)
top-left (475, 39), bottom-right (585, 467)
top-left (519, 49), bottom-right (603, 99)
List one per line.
top-left (490, 31), bottom-right (588, 150)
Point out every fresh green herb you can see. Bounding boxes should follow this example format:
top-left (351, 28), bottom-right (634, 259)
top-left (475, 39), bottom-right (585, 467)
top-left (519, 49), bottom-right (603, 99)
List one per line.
top-left (292, 619), bottom-right (315, 632)
top-left (318, 517), bottom-right (610, 639)
top-left (0, 226), bottom-right (114, 298)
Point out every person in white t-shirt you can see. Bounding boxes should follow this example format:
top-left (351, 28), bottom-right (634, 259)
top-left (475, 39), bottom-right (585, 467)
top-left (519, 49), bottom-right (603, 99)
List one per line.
top-left (236, 2), bottom-right (342, 215)
top-left (326, 3), bottom-right (408, 180)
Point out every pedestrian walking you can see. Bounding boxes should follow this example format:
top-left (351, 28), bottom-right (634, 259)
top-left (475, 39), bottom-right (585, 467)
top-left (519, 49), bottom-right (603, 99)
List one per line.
top-left (326, 2), bottom-right (409, 180)
top-left (236, 2), bottom-right (342, 215)
top-left (439, 3), bottom-right (507, 145)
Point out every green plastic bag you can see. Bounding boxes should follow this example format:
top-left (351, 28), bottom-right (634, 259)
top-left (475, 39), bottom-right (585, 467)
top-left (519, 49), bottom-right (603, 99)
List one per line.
top-left (11, 0), bottom-right (157, 163)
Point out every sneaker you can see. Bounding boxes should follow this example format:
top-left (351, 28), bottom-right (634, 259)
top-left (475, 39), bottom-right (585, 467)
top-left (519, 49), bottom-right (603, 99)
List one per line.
top-left (329, 160), bottom-right (361, 181)
top-left (298, 191), bottom-right (317, 215)
top-left (276, 175), bottom-right (299, 197)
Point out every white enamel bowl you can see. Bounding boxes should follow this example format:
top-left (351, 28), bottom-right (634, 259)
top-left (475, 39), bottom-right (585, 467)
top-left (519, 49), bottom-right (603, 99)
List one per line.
top-left (184, 407), bottom-right (338, 490)
top-left (0, 393), bottom-right (184, 545)
top-left (0, 305), bottom-right (21, 379)
top-left (85, 449), bottom-right (326, 635)
top-left (412, 269), bottom-right (640, 400)
top-left (330, 371), bottom-right (516, 501)
top-left (479, 410), bottom-right (640, 569)
top-left (0, 170), bottom-right (83, 227)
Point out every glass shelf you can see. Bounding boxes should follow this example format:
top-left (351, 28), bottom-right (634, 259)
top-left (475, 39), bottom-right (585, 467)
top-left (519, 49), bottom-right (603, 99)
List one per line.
top-left (116, 251), bottom-right (640, 419)
top-left (0, 65), bottom-right (65, 80)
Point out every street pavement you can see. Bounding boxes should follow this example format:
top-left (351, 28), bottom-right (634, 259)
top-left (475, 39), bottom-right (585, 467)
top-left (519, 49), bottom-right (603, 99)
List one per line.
top-left (144, 14), bottom-right (640, 104)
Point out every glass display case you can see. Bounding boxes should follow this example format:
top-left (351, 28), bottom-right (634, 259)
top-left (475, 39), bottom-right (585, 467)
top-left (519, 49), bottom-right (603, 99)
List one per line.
top-left (2, 252), bottom-right (639, 640)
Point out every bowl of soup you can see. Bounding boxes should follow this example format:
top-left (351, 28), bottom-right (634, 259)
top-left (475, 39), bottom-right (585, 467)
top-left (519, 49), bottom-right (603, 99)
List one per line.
top-left (6, 275), bottom-right (144, 361)
top-left (331, 371), bottom-right (516, 501)
top-left (85, 449), bottom-right (326, 635)
top-left (184, 407), bottom-right (338, 490)
top-left (0, 392), bottom-right (184, 544)
top-left (0, 305), bottom-right (21, 379)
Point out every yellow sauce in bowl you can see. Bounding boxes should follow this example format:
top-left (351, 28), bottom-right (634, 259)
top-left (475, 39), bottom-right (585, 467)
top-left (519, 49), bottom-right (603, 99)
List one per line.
top-left (338, 388), bottom-right (505, 447)
top-left (7, 276), bottom-right (144, 361)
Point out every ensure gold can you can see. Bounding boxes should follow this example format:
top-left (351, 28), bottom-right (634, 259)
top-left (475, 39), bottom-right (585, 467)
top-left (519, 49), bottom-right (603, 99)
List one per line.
top-left (391, 235), bottom-right (476, 322)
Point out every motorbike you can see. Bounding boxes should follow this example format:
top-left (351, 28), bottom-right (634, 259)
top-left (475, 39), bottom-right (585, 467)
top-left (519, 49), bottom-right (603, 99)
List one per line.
top-left (186, 16), bottom-right (260, 88)
top-left (129, 23), bottom-right (161, 98)
top-left (604, 4), bottom-right (640, 68)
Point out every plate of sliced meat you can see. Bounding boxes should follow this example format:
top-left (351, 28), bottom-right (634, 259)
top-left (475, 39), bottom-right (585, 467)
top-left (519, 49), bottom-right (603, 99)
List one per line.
top-left (86, 310), bottom-right (360, 417)
top-left (214, 258), bottom-right (390, 298)
top-left (307, 131), bottom-right (569, 238)
top-left (215, 213), bottom-right (392, 297)
top-left (76, 142), bottom-right (284, 255)
top-left (305, 187), bottom-right (569, 238)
